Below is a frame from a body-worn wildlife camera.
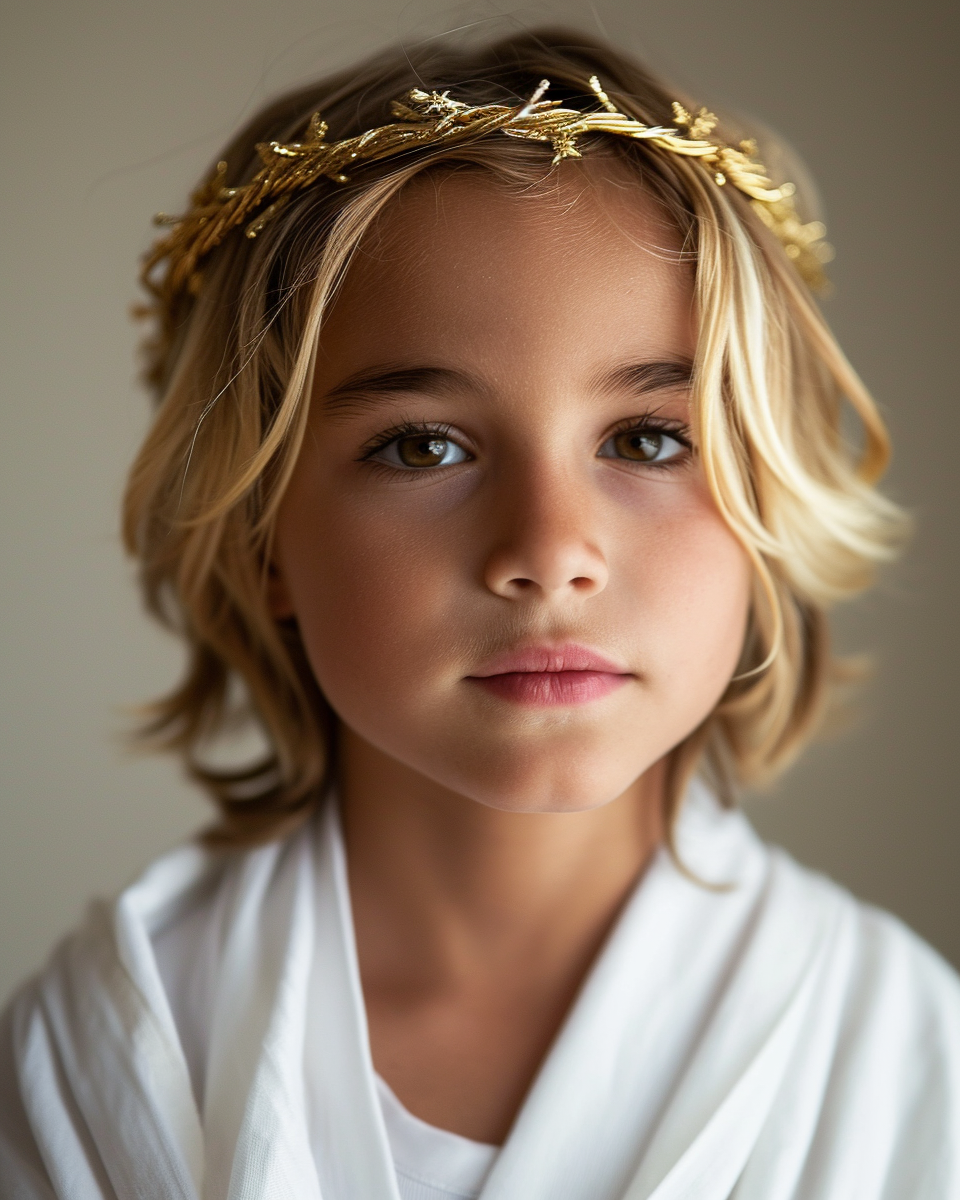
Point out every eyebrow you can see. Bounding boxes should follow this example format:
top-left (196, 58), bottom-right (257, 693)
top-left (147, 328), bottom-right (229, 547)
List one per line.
top-left (595, 358), bottom-right (694, 397)
top-left (321, 366), bottom-right (475, 416)
top-left (321, 357), bottom-right (694, 417)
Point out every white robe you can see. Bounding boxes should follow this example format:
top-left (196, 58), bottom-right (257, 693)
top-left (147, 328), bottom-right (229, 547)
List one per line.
top-left (2, 786), bottom-right (959, 1199)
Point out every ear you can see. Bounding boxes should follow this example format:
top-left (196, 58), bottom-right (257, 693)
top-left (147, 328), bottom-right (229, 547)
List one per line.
top-left (266, 560), bottom-right (296, 619)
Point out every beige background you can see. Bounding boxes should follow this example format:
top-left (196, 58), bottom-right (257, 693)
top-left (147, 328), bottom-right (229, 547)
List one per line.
top-left (1, 0), bottom-right (957, 1005)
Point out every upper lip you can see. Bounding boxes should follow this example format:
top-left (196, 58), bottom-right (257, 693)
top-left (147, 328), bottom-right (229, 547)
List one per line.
top-left (468, 642), bottom-right (631, 677)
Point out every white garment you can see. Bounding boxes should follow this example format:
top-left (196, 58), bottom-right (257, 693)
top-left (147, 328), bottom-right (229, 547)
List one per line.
top-left (147, 870), bottom-right (499, 1200)
top-left (2, 786), bottom-right (960, 1199)
top-left (376, 1075), bottom-right (497, 1200)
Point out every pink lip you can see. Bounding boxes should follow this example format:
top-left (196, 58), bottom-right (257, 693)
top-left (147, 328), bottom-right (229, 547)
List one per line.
top-left (466, 643), bottom-right (632, 707)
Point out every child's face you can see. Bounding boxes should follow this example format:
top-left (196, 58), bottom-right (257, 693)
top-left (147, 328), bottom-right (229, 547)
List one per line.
top-left (273, 169), bottom-right (751, 813)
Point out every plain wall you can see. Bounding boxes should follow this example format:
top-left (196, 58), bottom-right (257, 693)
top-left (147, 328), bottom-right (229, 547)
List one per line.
top-left (1, 0), bottom-right (957, 1005)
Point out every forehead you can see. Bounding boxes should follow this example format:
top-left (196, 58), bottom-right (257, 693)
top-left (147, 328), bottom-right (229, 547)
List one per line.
top-left (317, 165), bottom-right (695, 382)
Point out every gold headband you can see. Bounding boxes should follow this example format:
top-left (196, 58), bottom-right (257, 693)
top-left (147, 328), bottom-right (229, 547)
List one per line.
top-left (142, 76), bottom-right (831, 318)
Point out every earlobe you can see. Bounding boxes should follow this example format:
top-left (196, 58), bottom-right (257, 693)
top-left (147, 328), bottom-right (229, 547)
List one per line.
top-left (266, 561), bottom-right (296, 619)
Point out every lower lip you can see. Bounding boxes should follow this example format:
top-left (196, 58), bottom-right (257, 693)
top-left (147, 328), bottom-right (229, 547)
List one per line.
top-left (468, 670), bottom-right (630, 707)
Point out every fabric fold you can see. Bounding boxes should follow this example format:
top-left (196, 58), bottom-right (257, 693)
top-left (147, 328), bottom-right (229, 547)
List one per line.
top-left (3, 787), bottom-right (960, 1200)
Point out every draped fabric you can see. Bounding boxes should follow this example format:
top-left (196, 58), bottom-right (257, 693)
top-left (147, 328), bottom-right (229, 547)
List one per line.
top-left (3, 788), bottom-right (959, 1199)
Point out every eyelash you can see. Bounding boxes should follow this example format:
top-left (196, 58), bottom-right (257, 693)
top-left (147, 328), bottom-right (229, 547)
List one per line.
top-left (359, 421), bottom-right (464, 462)
top-left (602, 415), bottom-right (694, 468)
top-left (358, 416), bottom-right (694, 472)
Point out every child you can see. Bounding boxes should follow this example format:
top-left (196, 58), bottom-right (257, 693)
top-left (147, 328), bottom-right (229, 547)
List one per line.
top-left (2, 27), bottom-right (958, 1200)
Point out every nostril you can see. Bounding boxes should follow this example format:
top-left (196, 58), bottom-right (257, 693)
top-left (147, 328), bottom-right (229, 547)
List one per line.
top-left (506, 575), bottom-right (597, 595)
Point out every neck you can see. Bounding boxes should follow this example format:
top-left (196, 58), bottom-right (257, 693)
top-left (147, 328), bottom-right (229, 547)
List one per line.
top-left (339, 726), bottom-right (666, 992)
top-left (339, 726), bottom-right (667, 1142)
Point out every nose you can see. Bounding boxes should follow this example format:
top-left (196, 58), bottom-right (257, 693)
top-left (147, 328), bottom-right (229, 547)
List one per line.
top-left (482, 467), bottom-right (609, 602)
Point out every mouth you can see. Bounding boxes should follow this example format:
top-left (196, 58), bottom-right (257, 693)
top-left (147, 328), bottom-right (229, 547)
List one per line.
top-left (465, 642), bottom-right (633, 708)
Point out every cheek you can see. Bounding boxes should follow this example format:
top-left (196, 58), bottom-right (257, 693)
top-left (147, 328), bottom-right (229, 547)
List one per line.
top-left (617, 488), bottom-right (752, 702)
top-left (274, 477), bottom-right (469, 711)
top-left (278, 466), bottom-right (751, 727)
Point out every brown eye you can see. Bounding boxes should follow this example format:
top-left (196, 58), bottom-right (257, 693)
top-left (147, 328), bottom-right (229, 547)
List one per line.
top-left (372, 431), bottom-right (471, 470)
top-left (616, 431), bottom-right (662, 461)
top-left (598, 427), bottom-right (685, 464)
top-left (398, 435), bottom-right (450, 467)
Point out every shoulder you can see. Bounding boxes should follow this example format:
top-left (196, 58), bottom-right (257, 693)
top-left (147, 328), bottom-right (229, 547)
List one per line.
top-left (753, 844), bottom-right (960, 1191)
top-left (688, 785), bottom-right (960, 1029)
top-left (770, 844), bottom-right (960, 1036)
top-left (690, 794), bottom-right (960, 1082)
top-left (679, 797), bottom-right (960, 1193)
top-left (0, 836), bottom-right (239, 1200)
top-left (0, 819), bottom-right (320, 1086)
top-left (0, 980), bottom-right (60, 1199)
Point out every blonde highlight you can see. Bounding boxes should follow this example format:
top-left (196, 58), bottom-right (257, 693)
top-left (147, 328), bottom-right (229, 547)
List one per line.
top-left (124, 28), bottom-right (908, 846)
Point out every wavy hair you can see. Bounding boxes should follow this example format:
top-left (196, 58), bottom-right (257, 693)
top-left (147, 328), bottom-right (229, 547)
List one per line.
top-left (124, 28), bottom-right (908, 845)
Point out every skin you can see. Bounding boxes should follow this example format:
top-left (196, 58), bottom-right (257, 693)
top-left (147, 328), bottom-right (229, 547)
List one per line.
top-left (272, 166), bottom-right (752, 1143)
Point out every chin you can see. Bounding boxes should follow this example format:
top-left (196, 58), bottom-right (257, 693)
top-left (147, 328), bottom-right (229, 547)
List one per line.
top-left (444, 744), bottom-right (652, 815)
top-left (477, 791), bottom-right (629, 816)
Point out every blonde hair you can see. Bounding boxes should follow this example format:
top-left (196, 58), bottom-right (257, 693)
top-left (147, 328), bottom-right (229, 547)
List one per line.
top-left (124, 28), bottom-right (907, 845)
